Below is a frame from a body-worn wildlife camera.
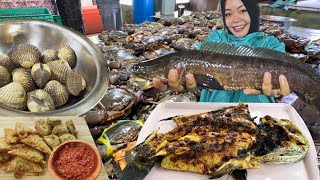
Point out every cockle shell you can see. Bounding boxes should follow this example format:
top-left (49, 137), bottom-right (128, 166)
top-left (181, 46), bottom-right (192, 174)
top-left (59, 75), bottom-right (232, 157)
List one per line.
top-left (12, 68), bottom-right (35, 92)
top-left (65, 70), bottom-right (86, 96)
top-left (0, 82), bottom-right (27, 110)
top-left (46, 60), bottom-right (71, 84)
top-left (0, 66), bottom-right (11, 88)
top-left (0, 54), bottom-right (16, 73)
top-left (31, 63), bottom-right (51, 88)
top-left (11, 44), bottom-right (41, 68)
top-left (27, 89), bottom-right (55, 112)
top-left (58, 45), bottom-right (77, 68)
top-left (41, 49), bottom-right (58, 63)
top-left (44, 80), bottom-right (69, 107)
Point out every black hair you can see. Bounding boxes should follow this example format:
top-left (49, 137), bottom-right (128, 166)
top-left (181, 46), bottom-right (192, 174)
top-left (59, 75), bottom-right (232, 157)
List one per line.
top-left (220, 0), bottom-right (260, 34)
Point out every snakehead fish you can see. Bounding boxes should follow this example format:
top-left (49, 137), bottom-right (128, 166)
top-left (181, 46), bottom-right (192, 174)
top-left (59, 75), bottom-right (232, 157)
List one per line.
top-left (130, 42), bottom-right (320, 110)
top-left (118, 104), bottom-right (309, 180)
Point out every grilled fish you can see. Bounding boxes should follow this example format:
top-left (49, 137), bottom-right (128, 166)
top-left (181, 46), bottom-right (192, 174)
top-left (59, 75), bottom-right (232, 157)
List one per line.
top-left (130, 42), bottom-right (320, 110)
top-left (118, 104), bottom-right (309, 180)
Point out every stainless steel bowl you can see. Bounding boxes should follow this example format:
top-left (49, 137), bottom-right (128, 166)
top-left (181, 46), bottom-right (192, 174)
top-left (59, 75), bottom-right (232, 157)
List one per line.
top-left (260, 15), bottom-right (297, 31)
top-left (0, 20), bottom-right (109, 116)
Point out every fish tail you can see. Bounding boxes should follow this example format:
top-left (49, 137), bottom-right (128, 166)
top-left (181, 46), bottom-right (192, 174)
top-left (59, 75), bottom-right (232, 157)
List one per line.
top-left (118, 131), bottom-right (159, 180)
top-left (117, 155), bottom-right (158, 180)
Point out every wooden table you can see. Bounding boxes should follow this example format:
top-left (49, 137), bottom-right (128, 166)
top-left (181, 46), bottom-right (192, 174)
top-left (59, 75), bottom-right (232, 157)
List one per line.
top-left (0, 116), bottom-right (109, 180)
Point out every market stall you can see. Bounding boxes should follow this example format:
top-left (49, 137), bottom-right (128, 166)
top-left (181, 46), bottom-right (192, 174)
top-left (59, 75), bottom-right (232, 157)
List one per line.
top-left (0, 0), bottom-right (319, 180)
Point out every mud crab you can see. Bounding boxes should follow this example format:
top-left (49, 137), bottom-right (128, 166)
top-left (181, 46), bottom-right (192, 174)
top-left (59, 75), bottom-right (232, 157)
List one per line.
top-left (82, 87), bottom-right (140, 138)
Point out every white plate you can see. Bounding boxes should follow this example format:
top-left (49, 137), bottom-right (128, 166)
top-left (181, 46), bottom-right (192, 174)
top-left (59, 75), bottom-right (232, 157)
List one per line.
top-left (137, 102), bottom-right (319, 180)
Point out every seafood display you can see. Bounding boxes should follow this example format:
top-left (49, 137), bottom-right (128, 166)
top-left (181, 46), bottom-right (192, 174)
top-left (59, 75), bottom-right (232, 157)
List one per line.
top-left (88, 11), bottom-right (320, 179)
top-left (0, 43), bottom-right (87, 112)
top-left (118, 104), bottom-right (309, 180)
top-left (0, 119), bottom-right (78, 178)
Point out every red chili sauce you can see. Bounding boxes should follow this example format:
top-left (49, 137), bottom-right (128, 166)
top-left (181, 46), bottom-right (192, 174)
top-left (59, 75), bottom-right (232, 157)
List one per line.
top-left (55, 143), bottom-right (96, 180)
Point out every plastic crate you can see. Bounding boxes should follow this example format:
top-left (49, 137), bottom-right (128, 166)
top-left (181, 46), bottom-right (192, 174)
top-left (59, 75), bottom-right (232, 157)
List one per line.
top-left (53, 15), bottom-right (62, 24)
top-left (0, 8), bottom-right (54, 22)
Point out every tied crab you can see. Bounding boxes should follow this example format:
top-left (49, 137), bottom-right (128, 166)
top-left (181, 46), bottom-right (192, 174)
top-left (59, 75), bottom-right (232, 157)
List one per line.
top-left (82, 87), bottom-right (139, 139)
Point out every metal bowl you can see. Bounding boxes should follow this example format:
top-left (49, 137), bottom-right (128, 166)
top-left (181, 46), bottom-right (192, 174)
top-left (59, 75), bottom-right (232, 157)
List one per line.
top-left (0, 20), bottom-right (109, 116)
top-left (260, 15), bottom-right (297, 31)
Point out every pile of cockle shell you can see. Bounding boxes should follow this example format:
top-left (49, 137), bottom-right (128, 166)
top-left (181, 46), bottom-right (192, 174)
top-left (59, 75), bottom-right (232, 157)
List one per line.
top-left (260, 21), bottom-right (285, 37)
top-left (259, 21), bottom-right (320, 68)
top-left (0, 44), bottom-right (86, 112)
top-left (278, 33), bottom-right (310, 53)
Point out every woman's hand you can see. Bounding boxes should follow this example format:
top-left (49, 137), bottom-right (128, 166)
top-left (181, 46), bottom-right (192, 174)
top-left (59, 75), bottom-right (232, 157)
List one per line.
top-left (152, 69), bottom-right (197, 92)
top-left (243, 72), bottom-right (291, 97)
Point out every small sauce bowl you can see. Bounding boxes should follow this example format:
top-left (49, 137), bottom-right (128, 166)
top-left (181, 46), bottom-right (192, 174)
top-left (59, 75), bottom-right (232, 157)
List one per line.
top-left (48, 140), bottom-right (101, 180)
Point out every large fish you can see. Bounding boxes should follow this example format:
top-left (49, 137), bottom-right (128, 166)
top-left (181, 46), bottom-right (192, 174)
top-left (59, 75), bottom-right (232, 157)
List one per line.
top-left (130, 42), bottom-right (320, 110)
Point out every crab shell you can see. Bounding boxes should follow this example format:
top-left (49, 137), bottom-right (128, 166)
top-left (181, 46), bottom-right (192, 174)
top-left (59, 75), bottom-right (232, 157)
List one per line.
top-left (12, 68), bottom-right (36, 92)
top-left (41, 49), bottom-right (58, 63)
top-left (46, 60), bottom-right (71, 84)
top-left (65, 70), bottom-right (86, 96)
top-left (43, 80), bottom-right (69, 107)
top-left (31, 63), bottom-right (51, 88)
top-left (0, 54), bottom-right (16, 73)
top-left (0, 66), bottom-right (11, 88)
top-left (0, 82), bottom-right (27, 110)
top-left (58, 45), bottom-right (77, 68)
top-left (27, 89), bottom-right (55, 112)
top-left (11, 44), bottom-right (41, 68)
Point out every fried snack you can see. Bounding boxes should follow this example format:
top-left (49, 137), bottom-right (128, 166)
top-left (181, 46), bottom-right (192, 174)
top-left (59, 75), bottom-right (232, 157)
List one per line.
top-left (59, 134), bottom-right (76, 143)
top-left (14, 122), bottom-right (37, 140)
top-left (35, 119), bottom-right (51, 136)
top-left (8, 146), bottom-right (46, 164)
top-left (4, 128), bottom-right (19, 144)
top-left (21, 135), bottom-right (52, 154)
top-left (0, 152), bottom-right (11, 164)
top-left (3, 156), bottom-right (43, 178)
top-left (47, 118), bottom-right (62, 127)
top-left (52, 124), bottom-right (70, 136)
top-left (0, 137), bottom-right (13, 152)
top-left (43, 134), bottom-right (61, 149)
top-left (66, 120), bottom-right (78, 137)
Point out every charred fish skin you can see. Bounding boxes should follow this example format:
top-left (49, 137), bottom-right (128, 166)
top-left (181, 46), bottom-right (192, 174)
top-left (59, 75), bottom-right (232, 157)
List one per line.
top-left (253, 116), bottom-right (309, 164)
top-left (117, 132), bottom-right (159, 180)
top-left (131, 43), bottom-right (320, 110)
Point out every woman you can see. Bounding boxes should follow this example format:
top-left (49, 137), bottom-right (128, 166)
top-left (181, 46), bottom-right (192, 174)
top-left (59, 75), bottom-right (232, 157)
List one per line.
top-left (153, 0), bottom-right (291, 103)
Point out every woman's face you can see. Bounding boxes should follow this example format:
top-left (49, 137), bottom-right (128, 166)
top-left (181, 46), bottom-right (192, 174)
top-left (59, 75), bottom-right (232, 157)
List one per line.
top-left (225, 0), bottom-right (251, 37)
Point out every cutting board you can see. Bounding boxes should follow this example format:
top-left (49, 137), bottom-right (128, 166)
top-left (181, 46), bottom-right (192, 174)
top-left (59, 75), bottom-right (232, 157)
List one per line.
top-left (0, 116), bottom-right (109, 180)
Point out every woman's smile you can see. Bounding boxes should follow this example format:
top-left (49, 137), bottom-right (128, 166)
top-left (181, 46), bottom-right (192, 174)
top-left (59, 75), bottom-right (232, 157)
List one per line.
top-left (233, 24), bottom-right (247, 33)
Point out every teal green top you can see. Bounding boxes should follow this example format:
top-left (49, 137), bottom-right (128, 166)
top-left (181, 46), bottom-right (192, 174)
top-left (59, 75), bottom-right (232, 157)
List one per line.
top-left (196, 30), bottom-right (285, 103)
